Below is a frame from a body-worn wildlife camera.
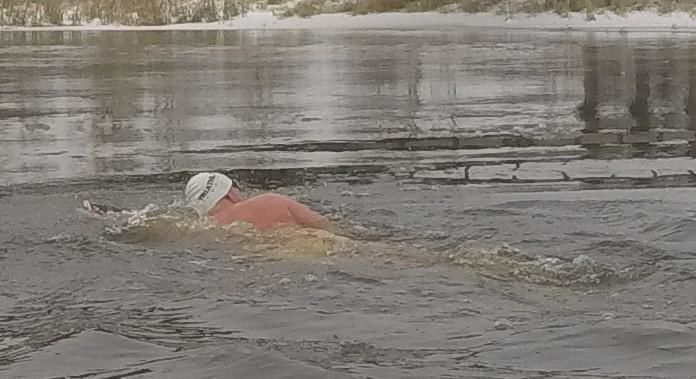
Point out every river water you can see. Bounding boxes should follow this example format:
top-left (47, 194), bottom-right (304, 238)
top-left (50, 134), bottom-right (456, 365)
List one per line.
top-left (3, 28), bottom-right (696, 378)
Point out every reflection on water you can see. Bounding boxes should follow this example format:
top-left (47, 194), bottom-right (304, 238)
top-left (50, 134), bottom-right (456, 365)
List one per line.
top-left (3, 31), bottom-right (696, 185)
top-left (577, 39), bottom-right (696, 159)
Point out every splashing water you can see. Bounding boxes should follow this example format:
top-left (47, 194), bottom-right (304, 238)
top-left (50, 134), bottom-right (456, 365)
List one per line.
top-left (447, 242), bottom-right (647, 287)
top-left (79, 202), bottom-right (649, 287)
top-left (85, 201), bottom-right (359, 258)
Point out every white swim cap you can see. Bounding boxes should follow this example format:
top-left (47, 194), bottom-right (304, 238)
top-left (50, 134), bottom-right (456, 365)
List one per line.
top-left (184, 172), bottom-right (233, 215)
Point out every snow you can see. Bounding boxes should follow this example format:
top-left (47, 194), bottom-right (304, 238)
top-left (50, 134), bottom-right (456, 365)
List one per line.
top-left (1, 10), bottom-right (696, 32)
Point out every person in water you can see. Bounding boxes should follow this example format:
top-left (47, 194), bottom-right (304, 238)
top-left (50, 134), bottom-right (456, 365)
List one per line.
top-left (184, 172), bottom-right (337, 232)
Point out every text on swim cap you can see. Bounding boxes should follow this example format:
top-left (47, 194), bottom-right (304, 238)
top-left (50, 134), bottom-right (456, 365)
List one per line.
top-left (197, 175), bottom-right (216, 201)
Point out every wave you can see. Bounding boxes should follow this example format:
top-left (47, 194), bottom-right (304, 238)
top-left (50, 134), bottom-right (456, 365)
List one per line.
top-left (89, 202), bottom-right (357, 258)
top-left (446, 242), bottom-right (650, 287)
top-left (85, 202), bottom-right (653, 287)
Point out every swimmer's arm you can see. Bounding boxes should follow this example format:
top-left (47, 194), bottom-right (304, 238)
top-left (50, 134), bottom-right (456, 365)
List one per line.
top-left (288, 202), bottom-right (349, 236)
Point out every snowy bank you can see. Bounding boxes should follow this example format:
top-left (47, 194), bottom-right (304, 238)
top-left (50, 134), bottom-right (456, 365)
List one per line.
top-left (2, 10), bottom-right (696, 32)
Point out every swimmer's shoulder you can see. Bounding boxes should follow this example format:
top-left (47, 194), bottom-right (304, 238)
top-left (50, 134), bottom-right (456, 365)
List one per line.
top-left (243, 193), bottom-right (294, 206)
top-left (250, 193), bottom-right (293, 201)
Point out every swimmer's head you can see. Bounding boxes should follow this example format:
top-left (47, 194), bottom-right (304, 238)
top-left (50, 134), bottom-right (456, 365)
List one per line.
top-left (184, 172), bottom-right (240, 215)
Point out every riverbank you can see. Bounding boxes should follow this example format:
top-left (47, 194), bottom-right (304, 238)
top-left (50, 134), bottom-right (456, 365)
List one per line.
top-left (1, 9), bottom-right (696, 31)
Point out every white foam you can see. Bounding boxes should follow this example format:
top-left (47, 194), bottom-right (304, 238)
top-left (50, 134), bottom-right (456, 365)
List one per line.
top-left (2, 10), bottom-right (696, 32)
top-left (448, 243), bottom-right (641, 286)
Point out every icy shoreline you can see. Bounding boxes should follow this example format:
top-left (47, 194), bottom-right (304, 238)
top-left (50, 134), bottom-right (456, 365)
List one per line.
top-left (1, 10), bottom-right (696, 32)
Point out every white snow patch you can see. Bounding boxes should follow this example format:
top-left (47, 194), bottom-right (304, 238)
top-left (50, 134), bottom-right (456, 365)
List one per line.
top-left (1, 10), bottom-right (696, 32)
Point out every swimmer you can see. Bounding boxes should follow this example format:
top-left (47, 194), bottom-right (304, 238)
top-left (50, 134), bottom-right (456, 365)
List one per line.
top-left (184, 172), bottom-right (342, 233)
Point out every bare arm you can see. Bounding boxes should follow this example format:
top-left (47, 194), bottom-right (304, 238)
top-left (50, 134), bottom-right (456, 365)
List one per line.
top-left (288, 201), bottom-right (348, 236)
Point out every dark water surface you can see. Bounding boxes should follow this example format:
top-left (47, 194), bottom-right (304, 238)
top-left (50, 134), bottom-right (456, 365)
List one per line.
top-left (4, 29), bottom-right (696, 378)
